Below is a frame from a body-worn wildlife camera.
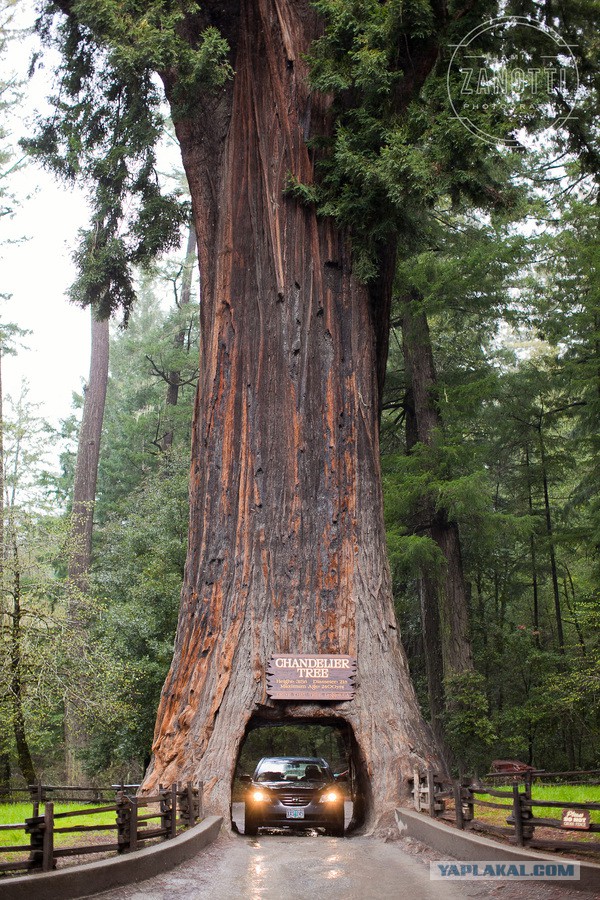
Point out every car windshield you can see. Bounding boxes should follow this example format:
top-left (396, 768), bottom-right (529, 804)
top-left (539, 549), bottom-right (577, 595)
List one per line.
top-left (255, 759), bottom-right (333, 783)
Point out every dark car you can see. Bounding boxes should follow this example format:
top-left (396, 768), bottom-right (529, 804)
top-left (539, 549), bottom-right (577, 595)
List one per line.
top-left (241, 756), bottom-right (345, 836)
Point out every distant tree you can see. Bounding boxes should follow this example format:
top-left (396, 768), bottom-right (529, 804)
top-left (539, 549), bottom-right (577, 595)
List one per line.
top-left (1, 380), bottom-right (49, 786)
top-left (0, 0), bottom-right (26, 784)
top-left (382, 218), bottom-right (528, 757)
top-left (151, 220), bottom-right (198, 453)
top-left (64, 311), bottom-right (109, 782)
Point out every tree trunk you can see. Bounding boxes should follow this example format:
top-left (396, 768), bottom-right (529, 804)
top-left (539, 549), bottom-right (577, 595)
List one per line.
top-left (0, 346), bottom-right (4, 588)
top-left (1, 358), bottom-right (36, 786)
top-left (403, 379), bottom-right (445, 749)
top-left (9, 533), bottom-right (36, 786)
top-left (400, 292), bottom-right (474, 708)
top-left (65, 311), bottom-right (109, 782)
top-left (161, 221), bottom-right (197, 452)
top-left (538, 425), bottom-right (564, 653)
top-left (525, 443), bottom-right (541, 648)
top-left (145, 0), bottom-right (440, 828)
top-left (68, 312), bottom-right (110, 592)
top-left (0, 347), bottom-right (10, 794)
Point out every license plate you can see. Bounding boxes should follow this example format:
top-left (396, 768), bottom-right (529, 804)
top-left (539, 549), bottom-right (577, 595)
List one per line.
top-left (286, 809), bottom-right (305, 819)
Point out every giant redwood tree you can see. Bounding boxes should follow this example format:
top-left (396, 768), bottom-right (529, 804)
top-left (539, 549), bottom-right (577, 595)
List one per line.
top-left (29, 0), bottom-right (510, 825)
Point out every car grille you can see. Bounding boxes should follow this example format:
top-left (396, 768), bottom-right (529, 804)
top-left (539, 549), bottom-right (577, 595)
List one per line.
top-left (278, 793), bottom-right (312, 807)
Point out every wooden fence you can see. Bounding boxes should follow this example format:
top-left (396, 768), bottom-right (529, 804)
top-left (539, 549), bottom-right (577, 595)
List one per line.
top-left (0, 782), bottom-right (203, 876)
top-left (0, 782), bottom-right (142, 804)
top-left (410, 769), bottom-right (600, 854)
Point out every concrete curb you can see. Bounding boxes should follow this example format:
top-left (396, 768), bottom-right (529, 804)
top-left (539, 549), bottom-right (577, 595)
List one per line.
top-left (395, 808), bottom-right (600, 893)
top-left (0, 815), bottom-right (223, 900)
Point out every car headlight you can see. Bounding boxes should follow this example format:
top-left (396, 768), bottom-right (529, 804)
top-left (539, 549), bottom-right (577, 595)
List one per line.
top-left (320, 790), bottom-right (340, 803)
top-left (250, 789), bottom-right (268, 802)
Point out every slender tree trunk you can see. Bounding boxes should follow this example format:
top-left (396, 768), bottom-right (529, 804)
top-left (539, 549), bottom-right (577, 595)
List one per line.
top-left (68, 313), bottom-right (110, 592)
top-left (64, 311), bottom-right (109, 782)
top-left (538, 425), bottom-right (564, 652)
top-left (0, 348), bottom-right (10, 794)
top-left (0, 346), bottom-right (4, 586)
top-left (400, 292), bottom-right (474, 690)
top-left (403, 380), bottom-right (445, 748)
top-left (9, 532), bottom-right (36, 786)
top-left (161, 221), bottom-right (197, 452)
top-left (145, 0), bottom-right (441, 828)
top-left (524, 444), bottom-right (541, 648)
top-left (563, 566), bottom-right (586, 655)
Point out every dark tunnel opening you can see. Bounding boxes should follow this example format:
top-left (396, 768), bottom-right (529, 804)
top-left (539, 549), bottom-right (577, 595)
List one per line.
top-left (231, 716), bottom-right (369, 837)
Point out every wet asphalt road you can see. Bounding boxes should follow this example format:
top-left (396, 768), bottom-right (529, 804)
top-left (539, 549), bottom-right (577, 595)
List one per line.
top-left (92, 830), bottom-right (467, 900)
top-left (90, 805), bottom-right (598, 900)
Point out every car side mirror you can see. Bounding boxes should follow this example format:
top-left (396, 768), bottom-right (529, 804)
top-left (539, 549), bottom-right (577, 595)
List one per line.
top-left (239, 774), bottom-right (252, 784)
top-left (334, 773), bottom-right (348, 782)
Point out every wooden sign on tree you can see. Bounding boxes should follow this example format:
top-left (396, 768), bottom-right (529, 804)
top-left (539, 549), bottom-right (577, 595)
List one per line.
top-left (266, 655), bottom-right (357, 701)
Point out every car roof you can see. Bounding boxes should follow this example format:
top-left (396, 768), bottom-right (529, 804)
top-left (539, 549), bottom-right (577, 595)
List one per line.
top-left (257, 756), bottom-right (328, 764)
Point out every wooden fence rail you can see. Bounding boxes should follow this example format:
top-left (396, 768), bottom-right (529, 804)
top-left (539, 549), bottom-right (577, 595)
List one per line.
top-left (0, 782), bottom-right (203, 876)
top-left (0, 782), bottom-right (143, 805)
top-left (409, 769), bottom-right (600, 855)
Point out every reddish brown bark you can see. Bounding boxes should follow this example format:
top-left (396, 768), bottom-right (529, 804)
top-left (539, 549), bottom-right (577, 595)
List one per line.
top-left (146, 0), bottom-right (441, 827)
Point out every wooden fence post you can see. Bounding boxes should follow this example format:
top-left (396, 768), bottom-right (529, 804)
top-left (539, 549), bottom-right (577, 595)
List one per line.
top-left (427, 768), bottom-right (436, 818)
top-left (187, 782), bottom-right (196, 827)
top-left (453, 782), bottom-right (464, 830)
top-left (412, 768), bottom-right (420, 811)
top-left (116, 793), bottom-right (131, 853)
top-left (170, 784), bottom-right (178, 839)
top-left (461, 781), bottom-right (474, 823)
top-left (197, 781), bottom-right (204, 821)
top-left (26, 810), bottom-right (45, 869)
top-left (520, 786), bottom-right (533, 842)
top-left (42, 802), bottom-right (54, 872)
top-left (180, 781), bottom-right (197, 828)
top-left (512, 783), bottom-right (524, 847)
top-left (30, 780), bottom-right (43, 816)
top-left (159, 784), bottom-right (167, 835)
top-left (130, 797), bottom-right (139, 852)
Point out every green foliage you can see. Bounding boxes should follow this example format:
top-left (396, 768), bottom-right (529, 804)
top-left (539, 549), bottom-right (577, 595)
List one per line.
top-left (84, 451), bottom-right (189, 773)
top-left (21, 0), bottom-right (231, 318)
top-left (94, 274), bottom-right (198, 514)
top-left (1, 241), bottom-right (198, 782)
top-left (0, 1), bottom-right (24, 233)
top-left (382, 131), bottom-right (600, 771)
top-left (1, 384), bottom-right (79, 782)
top-left (236, 724), bottom-right (349, 782)
top-left (303, 1), bottom-right (522, 280)
top-left (442, 672), bottom-right (497, 773)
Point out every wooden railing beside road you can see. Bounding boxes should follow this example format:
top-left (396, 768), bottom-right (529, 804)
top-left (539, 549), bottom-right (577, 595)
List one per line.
top-left (0, 782), bottom-right (203, 876)
top-left (409, 769), bottom-right (600, 855)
